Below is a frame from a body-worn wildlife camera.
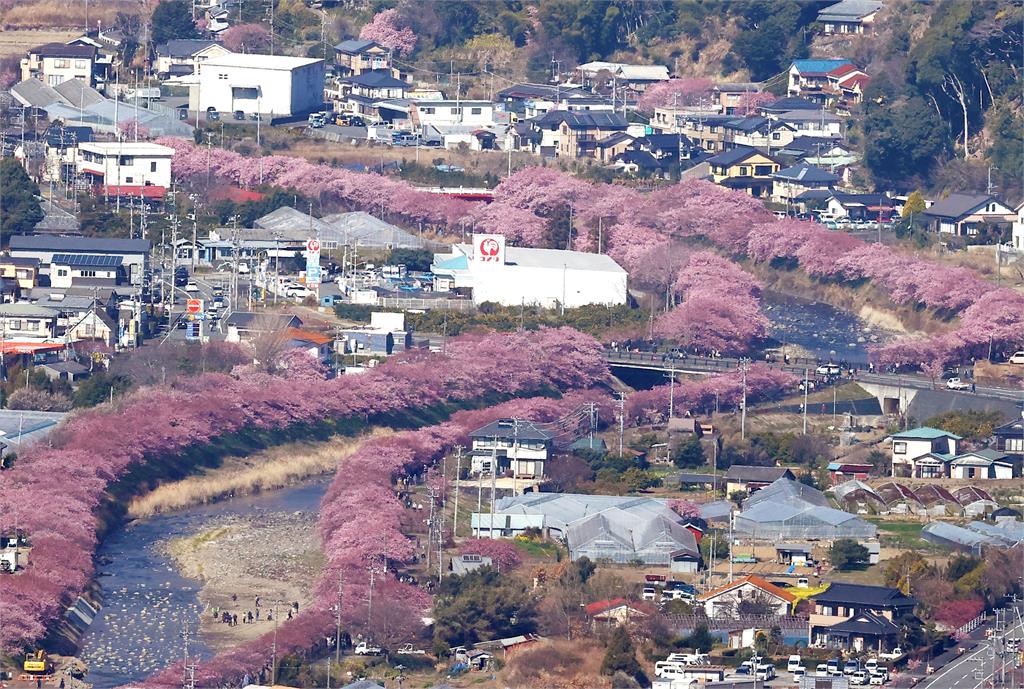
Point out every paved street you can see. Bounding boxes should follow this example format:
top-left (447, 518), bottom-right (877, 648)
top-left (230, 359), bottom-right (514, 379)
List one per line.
top-left (920, 608), bottom-right (1023, 689)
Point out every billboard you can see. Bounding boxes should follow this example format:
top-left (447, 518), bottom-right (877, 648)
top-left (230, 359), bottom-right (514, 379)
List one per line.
top-left (305, 238), bottom-right (322, 291)
top-left (472, 233), bottom-right (505, 266)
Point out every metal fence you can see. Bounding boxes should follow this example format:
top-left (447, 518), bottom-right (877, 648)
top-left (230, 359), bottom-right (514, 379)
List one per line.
top-left (380, 297), bottom-right (475, 312)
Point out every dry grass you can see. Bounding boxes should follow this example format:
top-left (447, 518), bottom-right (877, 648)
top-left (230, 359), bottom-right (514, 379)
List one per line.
top-left (127, 428), bottom-right (391, 518)
top-left (0, 28), bottom-right (79, 56)
top-left (501, 638), bottom-right (612, 689)
top-left (0, 1), bottom-right (138, 30)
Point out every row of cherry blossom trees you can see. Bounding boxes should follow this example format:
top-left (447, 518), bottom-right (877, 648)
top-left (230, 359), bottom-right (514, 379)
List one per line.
top-left (142, 389), bottom-right (611, 688)
top-left (161, 134), bottom-right (1022, 368)
top-left (0, 328), bottom-right (607, 654)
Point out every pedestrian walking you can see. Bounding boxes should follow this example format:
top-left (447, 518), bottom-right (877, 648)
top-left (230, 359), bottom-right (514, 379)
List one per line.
top-left (233, 614), bottom-right (238, 626)
top-left (971, 382), bottom-right (976, 393)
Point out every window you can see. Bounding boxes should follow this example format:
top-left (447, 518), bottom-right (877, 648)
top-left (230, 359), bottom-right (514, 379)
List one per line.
top-left (772, 132), bottom-right (781, 140)
top-left (25, 320), bottom-right (39, 332)
top-left (218, 73), bottom-right (229, 80)
top-left (421, 107), bottom-right (435, 114)
top-left (75, 59), bottom-right (88, 69)
top-left (54, 59), bottom-right (69, 68)
top-left (1005, 438), bottom-right (1024, 453)
top-left (120, 156), bottom-right (134, 165)
top-left (739, 166), bottom-right (749, 176)
top-left (150, 161), bottom-right (157, 172)
top-left (125, 176), bottom-right (134, 183)
top-left (754, 164), bottom-right (775, 176)
top-left (470, 107), bottom-right (482, 115)
top-left (7, 320), bottom-right (21, 330)
top-left (80, 270), bottom-right (97, 278)
top-left (893, 441), bottom-right (907, 454)
top-left (451, 107), bottom-right (462, 115)
top-left (56, 269), bottom-right (69, 277)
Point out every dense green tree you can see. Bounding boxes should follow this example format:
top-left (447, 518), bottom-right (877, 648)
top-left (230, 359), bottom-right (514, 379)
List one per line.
top-left (863, 94), bottom-right (949, 189)
top-left (830, 539), bottom-right (869, 571)
top-left (433, 567), bottom-right (536, 650)
top-left (673, 437), bottom-right (706, 469)
top-left (902, 190), bottom-right (927, 217)
top-left (0, 159), bottom-right (42, 241)
top-left (536, 0), bottom-right (626, 62)
top-left (151, 0), bottom-right (199, 46)
top-left (387, 248), bottom-right (433, 272)
top-left (925, 410), bottom-right (1005, 441)
top-left (72, 373), bottom-right (133, 407)
top-left (685, 622), bottom-right (715, 653)
top-left (728, 0), bottom-right (815, 81)
top-left (601, 626), bottom-right (644, 681)
top-left (986, 97), bottom-right (1024, 180)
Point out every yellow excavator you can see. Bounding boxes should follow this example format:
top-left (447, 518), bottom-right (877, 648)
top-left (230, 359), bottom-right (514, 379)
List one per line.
top-left (23, 650), bottom-right (52, 675)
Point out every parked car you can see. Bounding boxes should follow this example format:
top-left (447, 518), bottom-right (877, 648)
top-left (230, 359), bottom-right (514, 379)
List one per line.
top-left (285, 285), bottom-right (313, 299)
top-left (851, 671), bottom-right (869, 685)
top-left (642, 586), bottom-right (658, 601)
top-left (793, 667), bottom-right (806, 683)
top-left (1008, 351), bottom-right (1024, 365)
top-left (844, 659), bottom-right (860, 676)
top-left (396, 643), bottom-right (426, 655)
top-left (755, 664), bottom-right (776, 681)
top-left (827, 659), bottom-right (842, 676)
top-left (206, 107), bottom-right (220, 121)
top-left (233, 110), bottom-right (245, 120)
top-left (816, 363), bottom-right (842, 376)
top-left (788, 656), bottom-right (802, 673)
top-left (816, 664), bottom-right (829, 678)
top-left (946, 377), bottom-right (972, 391)
top-left (864, 659), bottom-right (878, 674)
top-left (869, 673), bottom-right (887, 685)
top-left (185, 281), bottom-right (199, 293)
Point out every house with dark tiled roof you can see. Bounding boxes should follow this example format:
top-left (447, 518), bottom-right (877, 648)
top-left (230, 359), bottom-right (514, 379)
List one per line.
top-left (706, 146), bottom-right (782, 197)
top-left (20, 42), bottom-right (96, 86)
top-left (772, 163), bottom-right (839, 205)
top-left (921, 193), bottom-right (1015, 236)
top-left (809, 582), bottom-right (915, 652)
top-left (725, 465), bottom-right (796, 495)
top-left (333, 39), bottom-right (393, 77)
top-left (155, 39), bottom-right (230, 78)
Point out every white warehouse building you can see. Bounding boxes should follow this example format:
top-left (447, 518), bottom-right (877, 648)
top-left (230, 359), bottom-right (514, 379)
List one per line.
top-left (432, 234), bottom-right (628, 309)
top-left (195, 54), bottom-right (325, 117)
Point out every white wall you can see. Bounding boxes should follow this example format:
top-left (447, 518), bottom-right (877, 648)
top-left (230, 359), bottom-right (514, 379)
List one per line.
top-left (78, 144), bottom-right (173, 188)
top-left (470, 263), bottom-right (627, 308)
top-left (417, 102), bottom-right (495, 127)
top-left (198, 59), bottom-right (324, 116)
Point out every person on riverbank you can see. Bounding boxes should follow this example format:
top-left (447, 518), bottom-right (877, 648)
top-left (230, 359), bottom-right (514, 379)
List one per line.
top-left (233, 614), bottom-right (238, 626)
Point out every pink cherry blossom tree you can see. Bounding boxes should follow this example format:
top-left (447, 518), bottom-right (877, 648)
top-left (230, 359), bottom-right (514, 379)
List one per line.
top-left (636, 78), bottom-right (714, 114)
top-left (359, 9), bottom-right (417, 55)
top-left (221, 23), bottom-right (272, 53)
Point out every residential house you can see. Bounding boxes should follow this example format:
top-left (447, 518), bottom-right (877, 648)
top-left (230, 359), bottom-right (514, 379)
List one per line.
top-left (724, 465), bottom-right (796, 496)
top-left (42, 124), bottom-right (93, 183)
top-left (776, 543), bottom-right (814, 565)
top-left (706, 146), bottom-right (782, 197)
top-left (65, 308), bottom-right (117, 346)
top-left (284, 328), bottom-right (333, 362)
top-left (714, 83), bottom-right (762, 115)
top-left (722, 116), bottom-right (796, 150)
top-left (776, 110), bottom-right (844, 139)
top-left (612, 134), bottom-right (706, 177)
top-left (823, 192), bottom-right (897, 221)
top-left (787, 59), bottom-right (855, 98)
top-left (223, 311), bottom-right (303, 343)
top-left (21, 43), bottom-right (96, 87)
top-left (948, 449), bottom-right (1018, 480)
top-left (38, 360), bottom-right (91, 385)
top-left (205, 3), bottom-right (231, 34)
top-left (496, 82), bottom-right (591, 118)
top-left (771, 163), bottom-right (839, 206)
top-left (761, 96), bottom-right (822, 117)
top-left (585, 598), bottom-right (654, 624)
top-left (333, 70), bottom-right (410, 117)
top-left (338, 311), bottom-right (412, 356)
top-left (595, 132), bottom-right (635, 164)
top-left (697, 575), bottom-right (796, 618)
top-left (577, 61), bottom-right (670, 94)
top-left (993, 418), bottom-right (1024, 458)
top-left (809, 582), bottom-right (915, 652)
top-left (469, 418), bottom-right (553, 478)
top-left (67, 30), bottom-right (123, 85)
top-left (817, 0), bottom-right (884, 34)
top-left (556, 111), bottom-right (631, 158)
top-left (1011, 201), bottom-right (1024, 250)
top-left (9, 236), bottom-right (150, 286)
top-left (333, 39), bottom-right (393, 78)
top-left (0, 303), bottom-right (59, 340)
top-left (674, 114), bottom-right (735, 153)
top-left (921, 193), bottom-right (1015, 236)
top-left (77, 141), bottom-right (175, 198)
top-left (889, 427), bottom-right (961, 479)
top-left (0, 257), bottom-right (39, 292)
top-left (155, 39), bottom-right (230, 78)
top-left (775, 137), bottom-right (854, 165)
top-left (825, 64), bottom-right (871, 107)
top-left (49, 254), bottom-right (126, 289)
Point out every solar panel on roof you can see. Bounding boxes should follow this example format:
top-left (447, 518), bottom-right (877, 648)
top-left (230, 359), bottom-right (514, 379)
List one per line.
top-left (51, 253), bottom-right (123, 268)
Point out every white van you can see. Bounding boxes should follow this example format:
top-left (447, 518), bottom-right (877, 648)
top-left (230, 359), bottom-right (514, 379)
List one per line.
top-left (755, 664), bottom-right (777, 681)
top-left (788, 655), bottom-right (802, 672)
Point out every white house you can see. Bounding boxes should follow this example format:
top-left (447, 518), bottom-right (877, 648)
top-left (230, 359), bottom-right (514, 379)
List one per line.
top-left (817, 0), bottom-right (883, 34)
top-left (469, 418), bottom-right (553, 478)
top-left (21, 42), bottom-right (96, 86)
top-left (77, 141), bottom-right (174, 191)
top-left (948, 449), bottom-right (1018, 480)
top-left (195, 54), bottom-right (325, 117)
top-left (889, 427), bottom-right (961, 479)
top-left (787, 59), bottom-right (854, 97)
top-left (775, 110), bottom-right (844, 139)
top-left (49, 254), bottom-right (125, 289)
top-left (696, 575), bottom-right (795, 618)
top-left (1012, 201), bottom-right (1024, 250)
top-left (411, 100), bottom-right (496, 129)
top-left (432, 235), bottom-right (627, 309)
top-left (9, 236), bottom-right (151, 286)
top-left (921, 193), bottom-right (1016, 236)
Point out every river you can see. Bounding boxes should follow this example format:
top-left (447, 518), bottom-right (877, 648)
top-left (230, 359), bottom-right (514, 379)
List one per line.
top-left (80, 480), bottom-right (330, 689)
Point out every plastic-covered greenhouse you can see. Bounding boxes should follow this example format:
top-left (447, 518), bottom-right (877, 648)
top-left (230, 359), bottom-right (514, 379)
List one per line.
top-left (734, 501), bottom-right (878, 540)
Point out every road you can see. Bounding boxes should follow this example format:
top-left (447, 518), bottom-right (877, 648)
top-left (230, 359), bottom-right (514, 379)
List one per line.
top-left (920, 608), bottom-right (1023, 689)
top-left (604, 350), bottom-right (1024, 403)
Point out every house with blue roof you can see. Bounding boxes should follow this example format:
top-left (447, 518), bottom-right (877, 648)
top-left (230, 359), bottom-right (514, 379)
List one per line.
top-left (888, 427), bottom-right (961, 479)
top-left (788, 59), bottom-right (854, 97)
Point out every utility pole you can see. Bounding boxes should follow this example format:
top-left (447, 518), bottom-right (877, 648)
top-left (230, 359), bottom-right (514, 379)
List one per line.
top-left (452, 445), bottom-right (462, 539)
top-left (739, 358), bottom-right (750, 440)
top-left (489, 434), bottom-right (497, 538)
top-left (334, 577), bottom-right (343, 666)
top-left (988, 166), bottom-right (999, 196)
top-left (802, 368), bottom-right (809, 435)
top-left (617, 392), bottom-right (626, 456)
top-left (668, 359), bottom-right (676, 419)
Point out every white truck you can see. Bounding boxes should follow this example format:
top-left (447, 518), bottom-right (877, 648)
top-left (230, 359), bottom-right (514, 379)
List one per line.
top-left (353, 641), bottom-right (383, 656)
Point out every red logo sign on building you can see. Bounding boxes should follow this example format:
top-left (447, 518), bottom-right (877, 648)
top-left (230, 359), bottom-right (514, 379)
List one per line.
top-left (474, 233), bottom-right (505, 264)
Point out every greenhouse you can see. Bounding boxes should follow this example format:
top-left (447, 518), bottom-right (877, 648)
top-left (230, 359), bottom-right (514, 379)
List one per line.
top-left (734, 478), bottom-right (877, 541)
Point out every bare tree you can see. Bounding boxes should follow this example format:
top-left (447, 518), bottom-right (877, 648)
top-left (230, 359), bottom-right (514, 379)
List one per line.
top-left (248, 315), bottom-right (294, 371)
top-left (942, 73), bottom-right (972, 157)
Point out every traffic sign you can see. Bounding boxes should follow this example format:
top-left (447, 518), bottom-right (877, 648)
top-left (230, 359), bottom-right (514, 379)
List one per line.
top-left (186, 298), bottom-right (203, 314)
